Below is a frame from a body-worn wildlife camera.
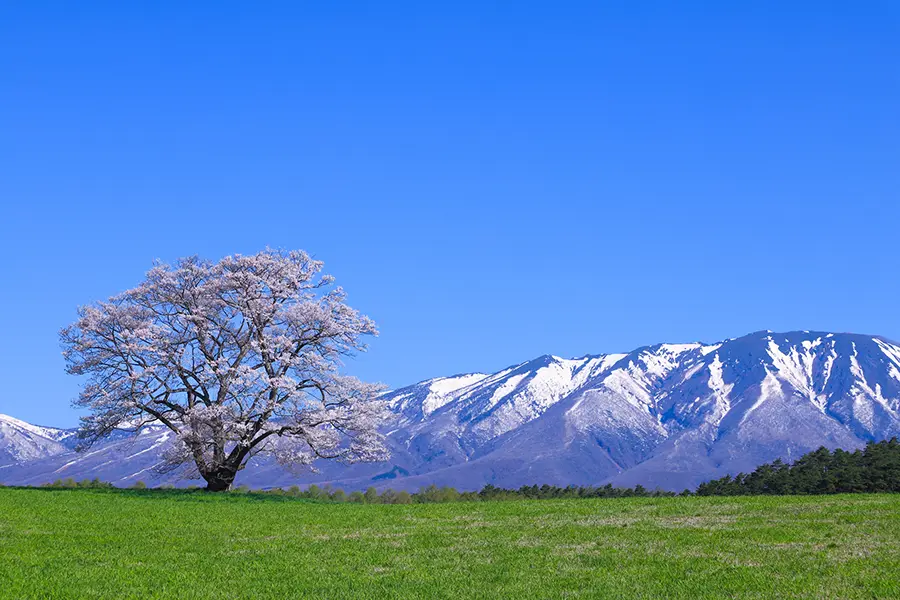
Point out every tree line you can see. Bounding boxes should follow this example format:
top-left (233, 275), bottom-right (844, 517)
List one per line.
top-left (695, 437), bottom-right (900, 496)
top-left (29, 438), bottom-right (900, 501)
top-left (35, 479), bottom-right (678, 503)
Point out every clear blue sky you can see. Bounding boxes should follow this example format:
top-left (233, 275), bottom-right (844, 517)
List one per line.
top-left (1, 2), bottom-right (898, 427)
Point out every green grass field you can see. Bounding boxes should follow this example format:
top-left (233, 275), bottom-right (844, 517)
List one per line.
top-left (0, 488), bottom-right (898, 599)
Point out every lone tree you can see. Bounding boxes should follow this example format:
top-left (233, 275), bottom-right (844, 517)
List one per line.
top-left (61, 249), bottom-right (388, 491)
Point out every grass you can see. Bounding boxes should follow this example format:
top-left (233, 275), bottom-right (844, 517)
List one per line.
top-left (0, 488), bottom-right (898, 599)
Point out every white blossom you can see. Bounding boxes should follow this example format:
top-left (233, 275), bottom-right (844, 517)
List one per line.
top-left (61, 249), bottom-right (388, 490)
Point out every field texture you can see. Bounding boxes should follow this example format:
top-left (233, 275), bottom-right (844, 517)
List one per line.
top-left (0, 489), bottom-right (898, 599)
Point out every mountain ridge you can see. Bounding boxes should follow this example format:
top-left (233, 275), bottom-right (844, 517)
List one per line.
top-left (2, 330), bottom-right (899, 491)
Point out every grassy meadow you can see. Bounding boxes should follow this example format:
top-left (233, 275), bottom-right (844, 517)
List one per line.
top-left (0, 487), bottom-right (897, 599)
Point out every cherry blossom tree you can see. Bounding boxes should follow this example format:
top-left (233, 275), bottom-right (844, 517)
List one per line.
top-left (60, 249), bottom-right (388, 491)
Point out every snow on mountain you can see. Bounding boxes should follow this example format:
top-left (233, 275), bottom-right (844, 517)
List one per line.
top-left (2, 331), bottom-right (900, 491)
top-left (0, 414), bottom-right (72, 467)
top-left (388, 372), bottom-right (490, 422)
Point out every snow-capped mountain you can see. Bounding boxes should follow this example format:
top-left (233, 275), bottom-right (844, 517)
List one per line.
top-left (0, 414), bottom-right (73, 468)
top-left (2, 331), bottom-right (900, 491)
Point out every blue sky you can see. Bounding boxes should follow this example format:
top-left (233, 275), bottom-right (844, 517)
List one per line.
top-left (1, 2), bottom-right (898, 427)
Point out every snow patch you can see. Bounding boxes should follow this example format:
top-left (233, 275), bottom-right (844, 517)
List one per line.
top-left (849, 345), bottom-right (898, 419)
top-left (421, 373), bottom-right (490, 414)
top-left (123, 432), bottom-right (172, 460)
top-left (766, 339), bottom-right (820, 407)
top-left (740, 368), bottom-right (781, 425)
top-left (700, 344), bottom-right (722, 356)
top-left (704, 353), bottom-right (734, 427)
top-left (0, 414), bottom-right (70, 441)
top-left (875, 339), bottom-right (900, 380)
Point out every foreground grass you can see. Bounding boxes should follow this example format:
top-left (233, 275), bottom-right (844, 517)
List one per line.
top-left (0, 488), bottom-right (897, 599)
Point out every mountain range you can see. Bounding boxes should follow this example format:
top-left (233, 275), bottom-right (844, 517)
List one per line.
top-left (2, 330), bottom-right (900, 491)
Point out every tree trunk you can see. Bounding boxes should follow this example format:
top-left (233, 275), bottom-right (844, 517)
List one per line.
top-left (203, 468), bottom-right (237, 492)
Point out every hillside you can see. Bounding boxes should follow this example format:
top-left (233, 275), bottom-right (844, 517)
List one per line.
top-left (2, 330), bottom-right (900, 491)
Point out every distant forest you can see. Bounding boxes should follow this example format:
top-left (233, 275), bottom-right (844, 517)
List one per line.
top-left (474, 437), bottom-right (900, 500)
top-left (32, 438), bottom-right (900, 502)
top-left (695, 437), bottom-right (900, 496)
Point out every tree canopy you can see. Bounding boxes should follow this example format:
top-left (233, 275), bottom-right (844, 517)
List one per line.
top-left (61, 249), bottom-right (387, 491)
top-left (696, 438), bottom-right (900, 496)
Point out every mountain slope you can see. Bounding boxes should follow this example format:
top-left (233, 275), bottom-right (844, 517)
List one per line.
top-left (0, 414), bottom-right (72, 473)
top-left (2, 331), bottom-right (899, 491)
